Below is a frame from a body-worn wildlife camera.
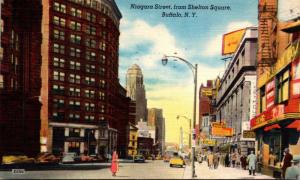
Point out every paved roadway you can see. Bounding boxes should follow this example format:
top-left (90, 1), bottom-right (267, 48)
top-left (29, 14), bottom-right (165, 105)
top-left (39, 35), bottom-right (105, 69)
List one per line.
top-left (0, 160), bottom-right (185, 179)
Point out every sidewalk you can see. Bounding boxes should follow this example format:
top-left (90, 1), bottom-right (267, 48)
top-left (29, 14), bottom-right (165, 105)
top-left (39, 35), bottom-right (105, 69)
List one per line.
top-left (183, 161), bottom-right (274, 179)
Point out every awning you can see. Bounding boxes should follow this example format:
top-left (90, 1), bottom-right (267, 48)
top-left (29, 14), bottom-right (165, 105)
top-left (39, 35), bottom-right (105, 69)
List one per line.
top-left (264, 124), bottom-right (281, 132)
top-left (281, 21), bottom-right (300, 33)
top-left (286, 120), bottom-right (300, 131)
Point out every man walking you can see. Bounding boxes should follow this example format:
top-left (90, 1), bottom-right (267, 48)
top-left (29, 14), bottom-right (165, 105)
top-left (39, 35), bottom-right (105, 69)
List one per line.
top-left (282, 148), bottom-right (293, 179)
top-left (285, 155), bottom-right (300, 179)
top-left (247, 151), bottom-right (257, 176)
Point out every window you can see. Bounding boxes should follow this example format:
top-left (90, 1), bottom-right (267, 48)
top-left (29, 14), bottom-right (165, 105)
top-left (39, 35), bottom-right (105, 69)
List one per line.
top-left (69, 128), bottom-right (80, 137)
top-left (85, 89), bottom-right (95, 98)
top-left (53, 98), bottom-right (65, 108)
top-left (99, 17), bottom-right (106, 26)
top-left (75, 75), bottom-right (81, 84)
top-left (53, 57), bottom-right (65, 68)
top-left (70, 61), bottom-right (81, 70)
top-left (70, 8), bottom-right (82, 17)
top-left (69, 74), bottom-right (81, 84)
top-left (85, 102), bottom-right (95, 112)
top-left (86, 12), bottom-right (96, 22)
top-left (52, 84), bottom-right (65, 95)
top-left (54, 2), bottom-right (66, 13)
top-left (53, 29), bottom-right (65, 41)
top-left (69, 113), bottom-right (80, 121)
top-left (70, 47), bottom-right (81, 57)
top-left (101, 31), bottom-right (107, 39)
top-left (100, 54), bottom-right (106, 64)
top-left (53, 71), bottom-right (65, 81)
top-left (53, 43), bottom-right (65, 54)
top-left (260, 86), bottom-right (266, 113)
top-left (99, 91), bottom-right (105, 100)
top-left (85, 77), bottom-right (95, 86)
top-left (70, 34), bottom-right (81, 44)
top-left (99, 80), bottom-right (105, 88)
top-left (99, 41), bottom-right (106, 51)
top-left (85, 38), bottom-right (96, 48)
top-left (69, 100), bottom-right (81, 110)
top-left (85, 64), bottom-right (96, 73)
top-left (276, 69), bottom-right (290, 103)
top-left (0, 75), bottom-right (4, 89)
top-left (70, 21), bottom-right (81, 31)
top-left (100, 105), bottom-right (105, 113)
top-left (99, 68), bottom-right (105, 76)
top-left (53, 16), bottom-right (66, 27)
top-left (52, 112), bottom-right (65, 121)
top-left (86, 25), bottom-right (96, 35)
top-left (85, 51), bottom-right (96, 61)
top-left (69, 87), bottom-right (80, 97)
top-left (85, 115), bottom-right (95, 121)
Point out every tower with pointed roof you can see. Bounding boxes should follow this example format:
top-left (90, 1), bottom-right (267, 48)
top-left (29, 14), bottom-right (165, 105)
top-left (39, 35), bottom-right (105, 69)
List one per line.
top-left (126, 64), bottom-right (147, 124)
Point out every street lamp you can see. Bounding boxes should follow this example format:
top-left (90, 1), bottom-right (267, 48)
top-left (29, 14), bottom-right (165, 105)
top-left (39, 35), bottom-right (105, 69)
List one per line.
top-left (162, 55), bottom-right (198, 178)
top-left (177, 115), bottom-right (192, 150)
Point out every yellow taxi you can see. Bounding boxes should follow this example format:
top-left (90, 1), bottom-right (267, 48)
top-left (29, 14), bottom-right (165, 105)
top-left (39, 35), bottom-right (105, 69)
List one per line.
top-left (169, 153), bottom-right (185, 168)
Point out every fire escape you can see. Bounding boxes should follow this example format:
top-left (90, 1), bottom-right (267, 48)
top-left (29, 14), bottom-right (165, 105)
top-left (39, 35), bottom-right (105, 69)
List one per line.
top-left (257, 2), bottom-right (277, 67)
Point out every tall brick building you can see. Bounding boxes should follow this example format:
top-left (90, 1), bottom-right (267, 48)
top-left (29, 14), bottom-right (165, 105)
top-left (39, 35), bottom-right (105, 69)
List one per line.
top-left (0, 0), bottom-right (43, 160)
top-left (39, 0), bottom-right (132, 157)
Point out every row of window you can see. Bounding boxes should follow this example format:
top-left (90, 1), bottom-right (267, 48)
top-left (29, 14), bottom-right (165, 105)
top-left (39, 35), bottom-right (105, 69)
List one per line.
top-left (53, 98), bottom-right (105, 112)
top-left (52, 112), bottom-right (105, 121)
top-left (54, 2), bottom-right (107, 26)
top-left (53, 43), bottom-right (106, 59)
top-left (53, 71), bottom-right (105, 87)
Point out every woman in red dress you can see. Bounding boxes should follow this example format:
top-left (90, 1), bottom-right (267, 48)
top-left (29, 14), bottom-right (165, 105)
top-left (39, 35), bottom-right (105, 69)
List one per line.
top-left (110, 151), bottom-right (119, 176)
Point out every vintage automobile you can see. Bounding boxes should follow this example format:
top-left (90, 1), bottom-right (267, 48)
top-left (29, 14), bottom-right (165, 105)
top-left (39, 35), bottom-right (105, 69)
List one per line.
top-left (133, 154), bottom-right (145, 163)
top-left (61, 152), bottom-right (80, 163)
top-left (2, 153), bottom-right (35, 165)
top-left (169, 153), bottom-right (185, 168)
top-left (35, 152), bottom-right (60, 164)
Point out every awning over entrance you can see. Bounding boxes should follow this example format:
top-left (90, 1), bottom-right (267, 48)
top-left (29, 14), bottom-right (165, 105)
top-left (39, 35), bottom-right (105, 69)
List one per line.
top-left (281, 21), bottom-right (300, 33)
top-left (286, 120), bottom-right (300, 131)
top-left (264, 124), bottom-right (281, 132)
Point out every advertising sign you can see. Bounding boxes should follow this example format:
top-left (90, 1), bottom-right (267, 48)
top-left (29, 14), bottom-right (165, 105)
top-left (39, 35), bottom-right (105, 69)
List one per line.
top-left (202, 139), bottom-right (217, 146)
top-left (278, 0), bottom-right (300, 21)
top-left (222, 29), bottom-right (246, 55)
top-left (292, 58), bottom-right (300, 96)
top-left (266, 80), bottom-right (275, 109)
top-left (242, 130), bottom-right (256, 139)
top-left (211, 126), bottom-right (233, 137)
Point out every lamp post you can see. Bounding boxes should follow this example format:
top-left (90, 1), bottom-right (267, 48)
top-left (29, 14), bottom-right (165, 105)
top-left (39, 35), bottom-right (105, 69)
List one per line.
top-left (177, 115), bottom-right (192, 150)
top-left (162, 55), bottom-right (197, 178)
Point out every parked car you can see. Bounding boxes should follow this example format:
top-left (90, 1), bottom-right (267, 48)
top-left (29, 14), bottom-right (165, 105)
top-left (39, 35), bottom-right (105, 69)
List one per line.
top-left (2, 153), bottom-right (35, 165)
top-left (35, 152), bottom-right (60, 164)
top-left (133, 155), bottom-right (145, 163)
top-left (61, 152), bottom-right (80, 163)
top-left (169, 153), bottom-right (185, 168)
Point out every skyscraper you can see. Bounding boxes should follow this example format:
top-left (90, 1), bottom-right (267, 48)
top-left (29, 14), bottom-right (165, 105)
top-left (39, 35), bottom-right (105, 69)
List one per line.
top-left (126, 64), bottom-right (147, 124)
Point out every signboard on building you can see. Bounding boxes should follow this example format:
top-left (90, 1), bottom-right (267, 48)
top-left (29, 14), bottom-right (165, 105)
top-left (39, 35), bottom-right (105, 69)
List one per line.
top-left (202, 139), bottom-right (216, 146)
top-left (222, 29), bottom-right (246, 55)
top-left (201, 88), bottom-right (213, 97)
top-left (278, 0), bottom-right (300, 21)
top-left (211, 126), bottom-right (233, 137)
top-left (266, 80), bottom-right (275, 109)
top-left (242, 130), bottom-right (256, 139)
top-left (241, 121), bottom-right (255, 141)
top-left (292, 58), bottom-right (300, 97)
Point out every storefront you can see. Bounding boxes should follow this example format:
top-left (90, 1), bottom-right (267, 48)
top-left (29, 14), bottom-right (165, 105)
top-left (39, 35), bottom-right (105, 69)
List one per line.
top-left (251, 39), bottom-right (300, 178)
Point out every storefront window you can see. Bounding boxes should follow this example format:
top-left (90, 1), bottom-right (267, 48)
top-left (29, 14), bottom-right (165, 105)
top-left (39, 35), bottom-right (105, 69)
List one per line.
top-left (276, 68), bottom-right (290, 103)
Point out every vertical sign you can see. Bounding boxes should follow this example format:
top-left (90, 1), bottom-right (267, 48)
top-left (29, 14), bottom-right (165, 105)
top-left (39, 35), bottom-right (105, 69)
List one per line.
top-left (266, 80), bottom-right (275, 109)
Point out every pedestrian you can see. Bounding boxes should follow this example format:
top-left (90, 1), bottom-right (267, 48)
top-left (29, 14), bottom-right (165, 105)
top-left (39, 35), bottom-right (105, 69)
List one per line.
top-left (231, 152), bottom-right (237, 168)
top-left (282, 148), bottom-right (293, 179)
top-left (208, 151), bottom-right (214, 169)
top-left (241, 154), bottom-right (247, 170)
top-left (213, 152), bottom-right (219, 169)
top-left (236, 153), bottom-right (241, 169)
top-left (247, 151), bottom-right (257, 176)
top-left (225, 153), bottom-right (230, 167)
top-left (285, 155), bottom-right (300, 180)
top-left (110, 151), bottom-right (119, 177)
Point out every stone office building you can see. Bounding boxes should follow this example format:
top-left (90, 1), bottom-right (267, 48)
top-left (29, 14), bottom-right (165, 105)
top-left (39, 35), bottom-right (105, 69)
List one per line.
top-left (216, 27), bottom-right (258, 155)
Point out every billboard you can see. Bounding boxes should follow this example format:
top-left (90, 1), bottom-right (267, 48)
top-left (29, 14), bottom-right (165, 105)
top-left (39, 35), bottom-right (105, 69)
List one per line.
top-left (202, 139), bottom-right (216, 146)
top-left (211, 122), bottom-right (233, 137)
top-left (278, 0), bottom-right (300, 21)
top-left (222, 29), bottom-right (246, 55)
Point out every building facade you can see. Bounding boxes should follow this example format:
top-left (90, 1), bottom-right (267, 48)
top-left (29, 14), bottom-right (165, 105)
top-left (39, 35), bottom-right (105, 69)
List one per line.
top-left (126, 64), bottom-right (147, 124)
top-left (39, 0), bottom-right (131, 157)
top-left (147, 108), bottom-right (165, 155)
top-left (128, 124), bottom-right (138, 157)
top-left (216, 27), bottom-right (258, 155)
top-left (0, 0), bottom-right (42, 161)
top-left (250, 0), bottom-right (300, 177)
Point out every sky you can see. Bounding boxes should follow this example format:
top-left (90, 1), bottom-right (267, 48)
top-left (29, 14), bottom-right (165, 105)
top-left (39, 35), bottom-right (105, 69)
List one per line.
top-left (115, 0), bottom-right (258, 145)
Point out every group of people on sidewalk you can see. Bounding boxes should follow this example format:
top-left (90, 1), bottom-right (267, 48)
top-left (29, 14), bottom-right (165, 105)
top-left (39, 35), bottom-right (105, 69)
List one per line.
top-left (203, 148), bottom-right (299, 179)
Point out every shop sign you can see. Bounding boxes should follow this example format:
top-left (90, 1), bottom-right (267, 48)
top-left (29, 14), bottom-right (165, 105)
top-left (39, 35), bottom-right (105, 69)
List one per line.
top-left (211, 121), bottom-right (226, 128)
top-left (202, 139), bottom-right (216, 146)
top-left (222, 29), bottom-right (246, 55)
top-left (211, 126), bottom-right (233, 137)
top-left (201, 89), bottom-right (213, 97)
top-left (266, 80), bottom-right (275, 109)
top-left (292, 58), bottom-right (300, 96)
top-left (242, 130), bottom-right (255, 139)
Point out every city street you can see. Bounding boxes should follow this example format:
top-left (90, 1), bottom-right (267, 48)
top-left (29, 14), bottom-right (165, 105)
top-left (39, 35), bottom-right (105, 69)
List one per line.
top-left (0, 160), bottom-right (185, 179)
top-left (0, 160), bottom-right (275, 179)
